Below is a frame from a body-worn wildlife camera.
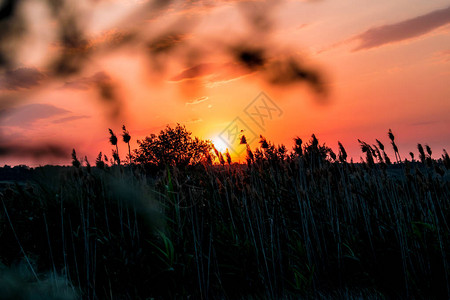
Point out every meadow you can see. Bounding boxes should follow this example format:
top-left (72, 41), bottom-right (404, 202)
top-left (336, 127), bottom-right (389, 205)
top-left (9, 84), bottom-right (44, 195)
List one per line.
top-left (0, 127), bottom-right (449, 299)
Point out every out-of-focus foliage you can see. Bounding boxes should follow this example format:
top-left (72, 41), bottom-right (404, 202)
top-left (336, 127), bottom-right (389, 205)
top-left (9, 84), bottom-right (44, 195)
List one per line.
top-left (0, 0), bottom-right (329, 161)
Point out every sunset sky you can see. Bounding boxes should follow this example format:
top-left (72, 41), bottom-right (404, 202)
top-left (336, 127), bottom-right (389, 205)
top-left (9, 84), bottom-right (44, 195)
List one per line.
top-left (1, 0), bottom-right (449, 165)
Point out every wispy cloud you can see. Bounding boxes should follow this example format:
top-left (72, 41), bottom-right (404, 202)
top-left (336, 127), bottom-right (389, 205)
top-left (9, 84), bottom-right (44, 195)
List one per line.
top-left (170, 63), bottom-right (217, 81)
top-left (184, 118), bottom-right (203, 124)
top-left (185, 96), bottom-right (209, 105)
top-left (353, 5), bottom-right (450, 51)
top-left (433, 49), bottom-right (450, 63)
top-left (0, 68), bottom-right (45, 90)
top-left (410, 120), bottom-right (441, 127)
top-left (52, 115), bottom-right (91, 124)
top-left (60, 72), bottom-right (111, 90)
top-left (296, 23), bottom-right (310, 30)
top-left (0, 104), bottom-right (69, 127)
top-left (170, 63), bottom-right (252, 82)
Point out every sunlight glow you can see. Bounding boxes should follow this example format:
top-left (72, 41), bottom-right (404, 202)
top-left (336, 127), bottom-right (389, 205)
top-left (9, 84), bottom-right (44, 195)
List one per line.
top-left (211, 136), bottom-right (228, 153)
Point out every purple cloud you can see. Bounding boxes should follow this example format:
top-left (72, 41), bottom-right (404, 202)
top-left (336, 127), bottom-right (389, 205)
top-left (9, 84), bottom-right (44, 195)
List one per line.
top-left (170, 62), bottom-right (252, 83)
top-left (0, 103), bottom-right (69, 127)
top-left (61, 72), bottom-right (111, 90)
top-left (0, 68), bottom-right (45, 90)
top-left (52, 115), bottom-right (91, 124)
top-left (354, 5), bottom-right (450, 51)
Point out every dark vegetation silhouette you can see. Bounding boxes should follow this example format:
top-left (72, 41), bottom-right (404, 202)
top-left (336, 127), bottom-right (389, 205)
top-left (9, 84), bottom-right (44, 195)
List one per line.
top-left (71, 149), bottom-right (80, 168)
top-left (122, 125), bottom-right (132, 165)
top-left (108, 129), bottom-right (120, 166)
top-left (1, 127), bottom-right (450, 299)
top-left (133, 123), bottom-right (213, 168)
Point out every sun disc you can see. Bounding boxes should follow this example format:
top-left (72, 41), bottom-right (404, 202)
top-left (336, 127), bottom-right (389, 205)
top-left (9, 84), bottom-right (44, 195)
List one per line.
top-left (212, 136), bottom-right (228, 153)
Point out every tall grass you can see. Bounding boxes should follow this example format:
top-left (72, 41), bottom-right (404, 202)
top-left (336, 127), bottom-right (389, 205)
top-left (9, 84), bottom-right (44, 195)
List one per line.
top-left (0, 132), bottom-right (449, 299)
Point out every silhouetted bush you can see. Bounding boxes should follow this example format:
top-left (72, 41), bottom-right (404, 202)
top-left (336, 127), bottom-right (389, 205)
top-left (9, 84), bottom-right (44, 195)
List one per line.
top-left (134, 123), bottom-right (213, 168)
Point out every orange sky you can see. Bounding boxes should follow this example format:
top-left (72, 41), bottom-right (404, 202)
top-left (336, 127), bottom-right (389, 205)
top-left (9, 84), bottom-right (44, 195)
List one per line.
top-left (1, 0), bottom-right (449, 166)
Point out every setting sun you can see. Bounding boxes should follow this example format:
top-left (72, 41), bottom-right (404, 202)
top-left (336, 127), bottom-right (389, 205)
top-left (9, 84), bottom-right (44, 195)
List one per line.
top-left (211, 136), bottom-right (228, 153)
top-left (0, 1), bottom-right (449, 298)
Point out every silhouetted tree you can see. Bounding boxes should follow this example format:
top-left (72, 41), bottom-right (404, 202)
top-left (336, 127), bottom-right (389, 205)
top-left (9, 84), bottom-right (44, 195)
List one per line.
top-left (134, 124), bottom-right (213, 167)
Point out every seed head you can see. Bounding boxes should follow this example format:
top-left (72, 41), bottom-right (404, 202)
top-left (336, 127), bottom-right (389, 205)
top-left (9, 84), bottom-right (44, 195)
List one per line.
top-left (122, 125), bottom-right (131, 143)
top-left (388, 129), bottom-right (395, 142)
top-left (376, 139), bottom-right (384, 151)
top-left (109, 129), bottom-right (118, 146)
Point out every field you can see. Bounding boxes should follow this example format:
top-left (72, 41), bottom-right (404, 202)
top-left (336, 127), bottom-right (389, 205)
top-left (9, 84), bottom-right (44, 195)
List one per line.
top-left (1, 0), bottom-right (449, 298)
top-left (0, 132), bottom-right (449, 299)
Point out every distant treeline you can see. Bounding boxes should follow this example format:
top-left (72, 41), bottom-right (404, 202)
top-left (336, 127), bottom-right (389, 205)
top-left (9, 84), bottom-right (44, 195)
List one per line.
top-left (0, 165), bottom-right (32, 181)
